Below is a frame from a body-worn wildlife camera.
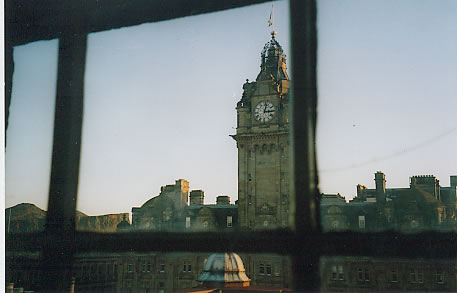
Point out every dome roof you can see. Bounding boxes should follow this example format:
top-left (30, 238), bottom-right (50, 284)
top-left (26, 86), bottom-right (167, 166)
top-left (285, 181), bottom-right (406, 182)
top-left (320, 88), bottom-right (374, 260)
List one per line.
top-left (259, 32), bottom-right (288, 83)
top-left (198, 252), bottom-right (250, 287)
top-left (261, 33), bottom-right (285, 60)
top-left (116, 214), bottom-right (131, 231)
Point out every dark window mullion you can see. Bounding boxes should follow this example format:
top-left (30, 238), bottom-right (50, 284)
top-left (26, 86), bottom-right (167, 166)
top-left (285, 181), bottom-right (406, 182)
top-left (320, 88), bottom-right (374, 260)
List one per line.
top-left (290, 0), bottom-right (320, 291)
top-left (41, 30), bottom-right (87, 292)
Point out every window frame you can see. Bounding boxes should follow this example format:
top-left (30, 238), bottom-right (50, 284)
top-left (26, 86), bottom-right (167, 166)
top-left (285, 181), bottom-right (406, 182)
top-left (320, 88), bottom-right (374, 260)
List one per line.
top-left (4, 0), bottom-right (457, 292)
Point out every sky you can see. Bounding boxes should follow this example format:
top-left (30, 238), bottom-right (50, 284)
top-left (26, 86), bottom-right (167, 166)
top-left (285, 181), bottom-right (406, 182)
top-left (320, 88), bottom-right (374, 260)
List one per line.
top-left (5, 0), bottom-right (457, 216)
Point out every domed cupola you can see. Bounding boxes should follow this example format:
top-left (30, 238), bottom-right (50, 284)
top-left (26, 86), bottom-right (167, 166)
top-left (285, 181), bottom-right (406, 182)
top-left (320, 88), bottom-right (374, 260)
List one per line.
top-left (259, 31), bottom-right (289, 83)
top-left (198, 252), bottom-right (251, 288)
top-left (116, 214), bottom-right (131, 232)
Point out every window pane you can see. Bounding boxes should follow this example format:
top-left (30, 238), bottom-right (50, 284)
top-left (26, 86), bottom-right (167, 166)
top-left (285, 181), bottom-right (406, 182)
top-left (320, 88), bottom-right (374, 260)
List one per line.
top-left (317, 0), bottom-right (457, 233)
top-left (75, 1), bottom-right (291, 232)
top-left (5, 39), bottom-right (59, 232)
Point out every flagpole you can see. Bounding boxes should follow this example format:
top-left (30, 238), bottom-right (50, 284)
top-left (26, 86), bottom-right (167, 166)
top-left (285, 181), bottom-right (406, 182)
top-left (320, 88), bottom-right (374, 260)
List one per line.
top-left (268, 5), bottom-right (276, 37)
top-left (272, 5), bottom-right (275, 35)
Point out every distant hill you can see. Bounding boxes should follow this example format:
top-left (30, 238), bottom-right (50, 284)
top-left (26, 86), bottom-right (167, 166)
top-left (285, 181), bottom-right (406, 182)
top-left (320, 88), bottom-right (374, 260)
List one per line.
top-left (5, 203), bottom-right (129, 233)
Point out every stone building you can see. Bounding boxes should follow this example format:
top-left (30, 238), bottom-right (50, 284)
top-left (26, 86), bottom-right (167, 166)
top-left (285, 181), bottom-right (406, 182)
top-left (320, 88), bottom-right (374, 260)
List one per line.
top-left (131, 179), bottom-right (190, 231)
top-left (320, 256), bottom-right (456, 293)
top-left (232, 31), bottom-right (290, 230)
top-left (319, 172), bottom-right (457, 292)
top-left (321, 172), bottom-right (457, 233)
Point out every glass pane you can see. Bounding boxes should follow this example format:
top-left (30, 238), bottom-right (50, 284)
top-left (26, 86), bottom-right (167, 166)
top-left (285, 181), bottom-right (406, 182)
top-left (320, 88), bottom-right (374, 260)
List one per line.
top-left (317, 0), bottom-right (457, 232)
top-left (321, 256), bottom-right (455, 292)
top-left (5, 40), bottom-right (59, 232)
top-left (76, 1), bottom-right (291, 232)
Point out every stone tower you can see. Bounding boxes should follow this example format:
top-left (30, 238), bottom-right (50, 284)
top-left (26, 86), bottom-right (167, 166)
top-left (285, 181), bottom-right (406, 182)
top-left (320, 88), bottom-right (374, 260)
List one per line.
top-left (232, 32), bottom-right (290, 230)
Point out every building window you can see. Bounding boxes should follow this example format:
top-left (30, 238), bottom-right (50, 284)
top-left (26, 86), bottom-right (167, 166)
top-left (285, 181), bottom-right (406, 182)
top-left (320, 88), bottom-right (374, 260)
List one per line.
top-left (436, 270), bottom-right (444, 284)
top-left (185, 217), bottom-right (190, 228)
top-left (183, 262), bottom-right (191, 272)
top-left (358, 268), bottom-right (369, 282)
top-left (410, 268), bottom-right (424, 283)
top-left (358, 268), bottom-right (363, 281)
top-left (338, 265), bottom-right (344, 280)
top-left (410, 269), bottom-right (416, 283)
top-left (127, 263), bottom-right (134, 273)
top-left (266, 264), bottom-right (272, 276)
top-left (259, 263), bottom-right (265, 275)
top-left (331, 265), bottom-right (337, 280)
top-left (391, 270), bottom-right (398, 282)
top-left (417, 269), bottom-right (423, 283)
top-left (142, 261), bottom-right (151, 272)
top-left (274, 263), bottom-right (280, 276)
top-left (227, 216), bottom-right (233, 228)
top-left (159, 263), bottom-right (165, 273)
top-left (358, 215), bottom-right (366, 229)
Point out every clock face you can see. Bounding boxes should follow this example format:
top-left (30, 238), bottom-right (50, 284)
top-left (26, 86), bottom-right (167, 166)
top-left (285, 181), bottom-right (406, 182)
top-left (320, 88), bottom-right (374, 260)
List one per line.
top-left (254, 101), bottom-right (275, 123)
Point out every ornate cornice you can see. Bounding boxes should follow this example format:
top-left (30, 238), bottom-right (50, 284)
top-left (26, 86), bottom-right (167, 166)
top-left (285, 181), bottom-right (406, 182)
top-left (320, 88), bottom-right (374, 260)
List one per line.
top-left (231, 131), bottom-right (288, 142)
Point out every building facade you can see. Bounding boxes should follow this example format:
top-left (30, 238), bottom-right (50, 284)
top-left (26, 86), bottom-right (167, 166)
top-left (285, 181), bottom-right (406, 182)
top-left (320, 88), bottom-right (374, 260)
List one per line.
top-left (321, 172), bottom-right (457, 233)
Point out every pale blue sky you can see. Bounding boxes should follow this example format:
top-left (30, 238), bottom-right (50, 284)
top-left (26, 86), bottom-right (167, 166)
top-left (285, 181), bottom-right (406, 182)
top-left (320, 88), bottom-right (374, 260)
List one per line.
top-left (5, 0), bottom-right (457, 216)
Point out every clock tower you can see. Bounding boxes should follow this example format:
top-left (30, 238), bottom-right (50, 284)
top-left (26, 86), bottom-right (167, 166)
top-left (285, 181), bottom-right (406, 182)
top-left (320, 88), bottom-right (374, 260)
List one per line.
top-left (232, 32), bottom-right (290, 230)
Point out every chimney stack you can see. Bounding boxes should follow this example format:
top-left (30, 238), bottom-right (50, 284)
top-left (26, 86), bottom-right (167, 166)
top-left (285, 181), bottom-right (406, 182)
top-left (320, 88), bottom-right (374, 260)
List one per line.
top-left (190, 190), bottom-right (204, 205)
top-left (216, 196), bottom-right (231, 205)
